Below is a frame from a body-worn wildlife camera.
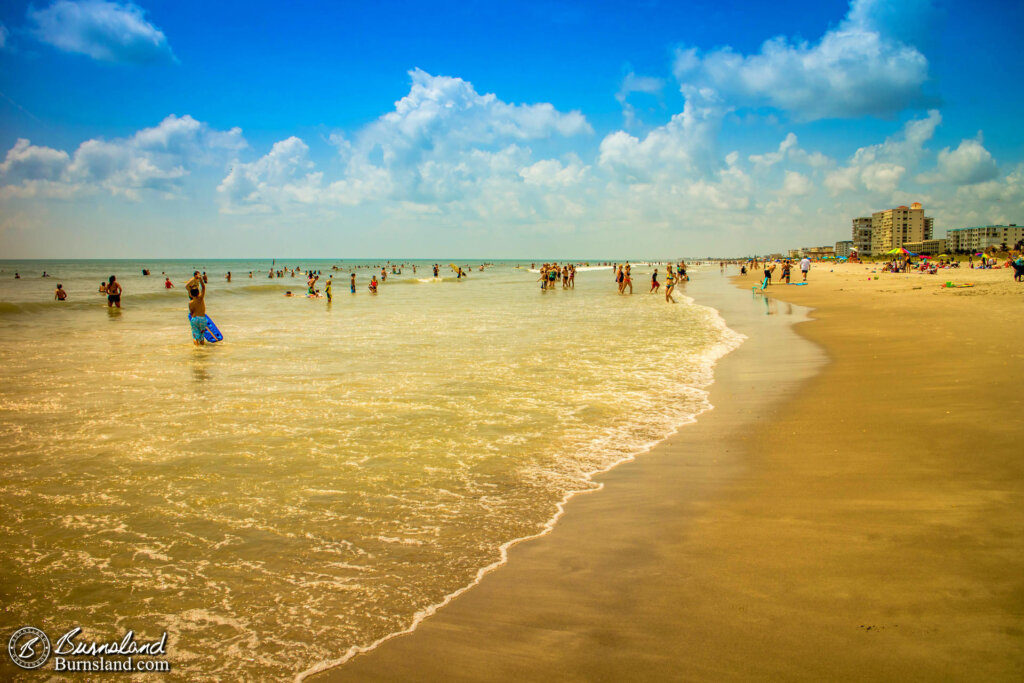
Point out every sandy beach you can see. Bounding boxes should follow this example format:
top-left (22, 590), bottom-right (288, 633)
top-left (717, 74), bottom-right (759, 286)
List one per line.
top-left (314, 264), bottom-right (1024, 681)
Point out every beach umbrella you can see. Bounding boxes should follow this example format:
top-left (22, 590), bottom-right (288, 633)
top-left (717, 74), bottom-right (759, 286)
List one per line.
top-left (885, 248), bottom-right (902, 254)
top-left (937, 254), bottom-right (950, 258)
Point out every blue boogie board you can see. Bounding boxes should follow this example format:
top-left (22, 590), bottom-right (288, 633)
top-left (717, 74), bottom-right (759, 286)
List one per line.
top-left (188, 314), bottom-right (223, 343)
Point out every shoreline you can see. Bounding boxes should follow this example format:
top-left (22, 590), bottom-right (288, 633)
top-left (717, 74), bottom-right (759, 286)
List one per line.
top-left (296, 286), bottom-right (749, 681)
top-left (311, 265), bottom-right (1024, 680)
top-left (308, 273), bottom-right (829, 681)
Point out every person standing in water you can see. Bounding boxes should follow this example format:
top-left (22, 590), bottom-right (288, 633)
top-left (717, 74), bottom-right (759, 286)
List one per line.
top-left (650, 268), bottom-right (660, 293)
top-left (350, 273), bottom-right (356, 293)
top-left (188, 278), bottom-right (209, 346)
top-left (665, 265), bottom-right (677, 303)
top-left (369, 276), bottom-right (378, 293)
top-left (54, 284), bottom-right (68, 301)
top-left (106, 275), bottom-right (122, 308)
top-left (325, 276), bottom-right (332, 303)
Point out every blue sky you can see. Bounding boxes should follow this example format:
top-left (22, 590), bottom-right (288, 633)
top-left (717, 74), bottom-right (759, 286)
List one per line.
top-left (1, 0), bottom-right (1022, 257)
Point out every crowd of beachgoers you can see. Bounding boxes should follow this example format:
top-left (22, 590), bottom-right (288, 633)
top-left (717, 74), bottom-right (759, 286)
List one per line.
top-left (10, 250), bottom-right (1021, 345)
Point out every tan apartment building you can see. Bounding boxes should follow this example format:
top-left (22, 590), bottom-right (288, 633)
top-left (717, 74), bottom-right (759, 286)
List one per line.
top-left (902, 239), bottom-right (947, 255)
top-left (870, 202), bottom-right (934, 254)
top-left (852, 217), bottom-right (872, 255)
top-left (835, 240), bottom-right (854, 257)
top-left (789, 246), bottom-right (835, 259)
top-left (945, 225), bottom-right (1024, 252)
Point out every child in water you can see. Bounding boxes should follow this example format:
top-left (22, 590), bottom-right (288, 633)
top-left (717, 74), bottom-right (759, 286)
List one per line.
top-left (54, 284), bottom-right (67, 301)
top-left (188, 279), bottom-right (208, 345)
top-left (369, 276), bottom-right (378, 293)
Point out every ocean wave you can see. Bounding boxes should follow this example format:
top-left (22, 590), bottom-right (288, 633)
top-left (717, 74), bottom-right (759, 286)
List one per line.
top-left (0, 299), bottom-right (105, 316)
top-left (295, 301), bottom-right (746, 681)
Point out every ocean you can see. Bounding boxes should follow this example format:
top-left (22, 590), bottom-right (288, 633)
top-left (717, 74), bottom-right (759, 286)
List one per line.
top-left (0, 259), bottom-right (742, 680)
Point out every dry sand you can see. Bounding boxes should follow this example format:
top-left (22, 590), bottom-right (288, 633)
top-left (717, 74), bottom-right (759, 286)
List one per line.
top-left (313, 264), bottom-right (1024, 681)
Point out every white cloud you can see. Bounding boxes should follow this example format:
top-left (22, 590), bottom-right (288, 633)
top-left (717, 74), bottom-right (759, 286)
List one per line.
top-left (824, 109), bottom-right (940, 195)
top-left (598, 99), bottom-right (724, 183)
top-left (218, 69), bottom-right (592, 214)
top-left (918, 136), bottom-right (998, 185)
top-left (0, 139), bottom-right (70, 183)
top-left (218, 137), bottom-right (318, 213)
top-left (615, 71), bottom-right (664, 127)
top-left (519, 156), bottom-right (588, 187)
top-left (781, 170), bottom-right (813, 196)
top-left (672, 0), bottom-right (933, 121)
top-left (749, 133), bottom-right (831, 170)
top-left (859, 163), bottom-right (906, 193)
top-left (29, 0), bottom-right (175, 64)
top-left (0, 115), bottom-right (244, 200)
top-left (371, 68), bottom-right (590, 152)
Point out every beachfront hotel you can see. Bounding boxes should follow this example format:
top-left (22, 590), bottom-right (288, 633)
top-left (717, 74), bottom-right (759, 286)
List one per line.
top-left (835, 240), bottom-right (854, 258)
top-left (869, 202), bottom-right (934, 255)
top-left (946, 225), bottom-right (1024, 252)
top-left (901, 238), bottom-right (947, 255)
top-left (852, 216), bottom-right (873, 255)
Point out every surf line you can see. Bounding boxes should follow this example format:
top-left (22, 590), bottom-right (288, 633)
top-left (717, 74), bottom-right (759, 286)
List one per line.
top-left (294, 298), bottom-right (746, 682)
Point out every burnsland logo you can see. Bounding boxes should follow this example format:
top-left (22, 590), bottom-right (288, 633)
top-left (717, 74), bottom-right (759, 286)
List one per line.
top-left (8, 627), bottom-right (51, 670)
top-left (8, 626), bottom-right (171, 673)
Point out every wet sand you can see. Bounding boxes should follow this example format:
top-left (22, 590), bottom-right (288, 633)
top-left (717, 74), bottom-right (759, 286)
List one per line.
top-left (312, 266), bottom-right (1024, 681)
